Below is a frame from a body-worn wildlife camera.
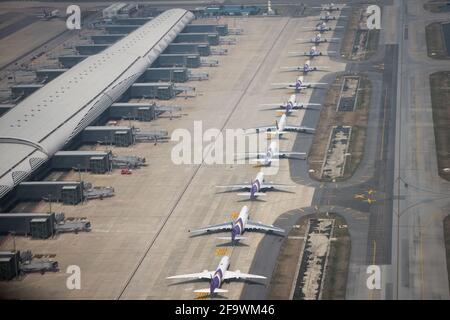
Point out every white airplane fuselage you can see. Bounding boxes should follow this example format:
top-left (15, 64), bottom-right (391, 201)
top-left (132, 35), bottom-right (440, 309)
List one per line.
top-left (286, 94), bottom-right (296, 109)
top-left (210, 256), bottom-right (230, 294)
top-left (250, 171), bottom-right (265, 198)
top-left (285, 94), bottom-right (305, 111)
top-left (306, 46), bottom-right (322, 57)
top-left (316, 22), bottom-right (331, 32)
top-left (231, 206), bottom-right (249, 240)
top-left (266, 113), bottom-right (288, 137)
top-left (293, 76), bottom-right (312, 90)
top-left (259, 141), bottom-right (278, 165)
top-left (320, 12), bottom-right (336, 21)
top-left (303, 60), bottom-right (318, 73)
top-left (323, 3), bottom-right (340, 11)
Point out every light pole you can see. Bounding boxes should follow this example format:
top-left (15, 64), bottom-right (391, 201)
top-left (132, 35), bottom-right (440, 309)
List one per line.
top-left (47, 194), bottom-right (52, 213)
top-left (10, 231), bottom-right (18, 278)
top-left (10, 231), bottom-right (16, 253)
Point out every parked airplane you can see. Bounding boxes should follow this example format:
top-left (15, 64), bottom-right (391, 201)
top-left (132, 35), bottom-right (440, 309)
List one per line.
top-left (236, 141), bottom-right (306, 166)
top-left (281, 60), bottom-right (329, 74)
top-left (216, 170), bottom-right (295, 199)
top-left (189, 205), bottom-right (285, 241)
top-left (319, 11), bottom-right (346, 21)
top-left (320, 11), bottom-right (336, 21)
top-left (37, 9), bottom-right (59, 20)
top-left (297, 33), bottom-right (340, 45)
top-left (304, 22), bottom-right (344, 33)
top-left (313, 3), bottom-right (346, 12)
top-left (260, 94), bottom-right (321, 114)
top-left (166, 255), bottom-right (266, 296)
top-left (289, 46), bottom-right (335, 58)
top-left (245, 113), bottom-right (315, 137)
top-left (271, 75), bottom-right (327, 91)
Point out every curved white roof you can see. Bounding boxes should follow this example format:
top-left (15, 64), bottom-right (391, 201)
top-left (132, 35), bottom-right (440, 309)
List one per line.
top-left (0, 8), bottom-right (194, 198)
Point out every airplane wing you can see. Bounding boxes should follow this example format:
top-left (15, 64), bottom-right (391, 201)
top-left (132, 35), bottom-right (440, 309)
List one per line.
top-left (274, 103), bottom-right (320, 111)
top-left (245, 126), bottom-right (278, 133)
top-left (306, 82), bottom-right (328, 85)
top-left (260, 103), bottom-right (282, 106)
top-left (246, 220), bottom-right (285, 233)
top-left (284, 125), bottom-right (316, 133)
top-left (262, 182), bottom-right (296, 189)
top-left (223, 270), bottom-right (266, 280)
top-left (235, 152), bottom-right (266, 156)
top-left (277, 151), bottom-right (306, 158)
top-left (302, 103), bottom-right (322, 106)
top-left (216, 184), bottom-right (250, 190)
top-left (167, 271), bottom-right (214, 280)
top-left (280, 66), bottom-right (300, 71)
top-left (288, 52), bottom-right (309, 56)
top-left (189, 222), bottom-right (233, 234)
top-left (270, 82), bottom-right (295, 86)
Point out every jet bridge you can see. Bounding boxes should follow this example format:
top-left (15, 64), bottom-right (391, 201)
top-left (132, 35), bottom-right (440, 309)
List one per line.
top-left (91, 34), bottom-right (126, 44)
top-left (52, 150), bottom-right (113, 173)
top-left (58, 54), bottom-right (88, 68)
top-left (174, 32), bottom-right (219, 46)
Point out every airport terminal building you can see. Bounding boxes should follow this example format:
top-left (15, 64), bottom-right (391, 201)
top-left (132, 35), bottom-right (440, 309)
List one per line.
top-left (0, 9), bottom-right (194, 206)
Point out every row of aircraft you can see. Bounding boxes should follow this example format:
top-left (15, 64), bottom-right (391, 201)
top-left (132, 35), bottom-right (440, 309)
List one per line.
top-left (166, 3), bottom-right (345, 297)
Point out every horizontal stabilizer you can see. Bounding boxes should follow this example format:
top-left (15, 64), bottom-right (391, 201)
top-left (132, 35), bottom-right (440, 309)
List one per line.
top-left (216, 236), bottom-right (247, 240)
top-left (266, 131), bottom-right (284, 135)
top-left (194, 288), bottom-right (228, 294)
top-left (250, 158), bottom-right (279, 163)
top-left (237, 192), bottom-right (266, 196)
top-left (276, 109), bottom-right (298, 112)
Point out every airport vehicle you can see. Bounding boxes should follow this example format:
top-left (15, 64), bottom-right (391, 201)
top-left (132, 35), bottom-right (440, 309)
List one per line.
top-left (188, 205), bottom-right (285, 241)
top-left (281, 60), bottom-right (329, 74)
top-left (236, 141), bottom-right (306, 166)
top-left (289, 45), bottom-right (335, 58)
top-left (121, 168), bottom-right (132, 175)
top-left (216, 170), bottom-right (294, 199)
top-left (271, 75), bottom-right (327, 91)
top-left (260, 94), bottom-right (321, 114)
top-left (166, 255), bottom-right (266, 295)
top-left (297, 33), bottom-right (340, 45)
top-left (245, 113), bottom-right (315, 137)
